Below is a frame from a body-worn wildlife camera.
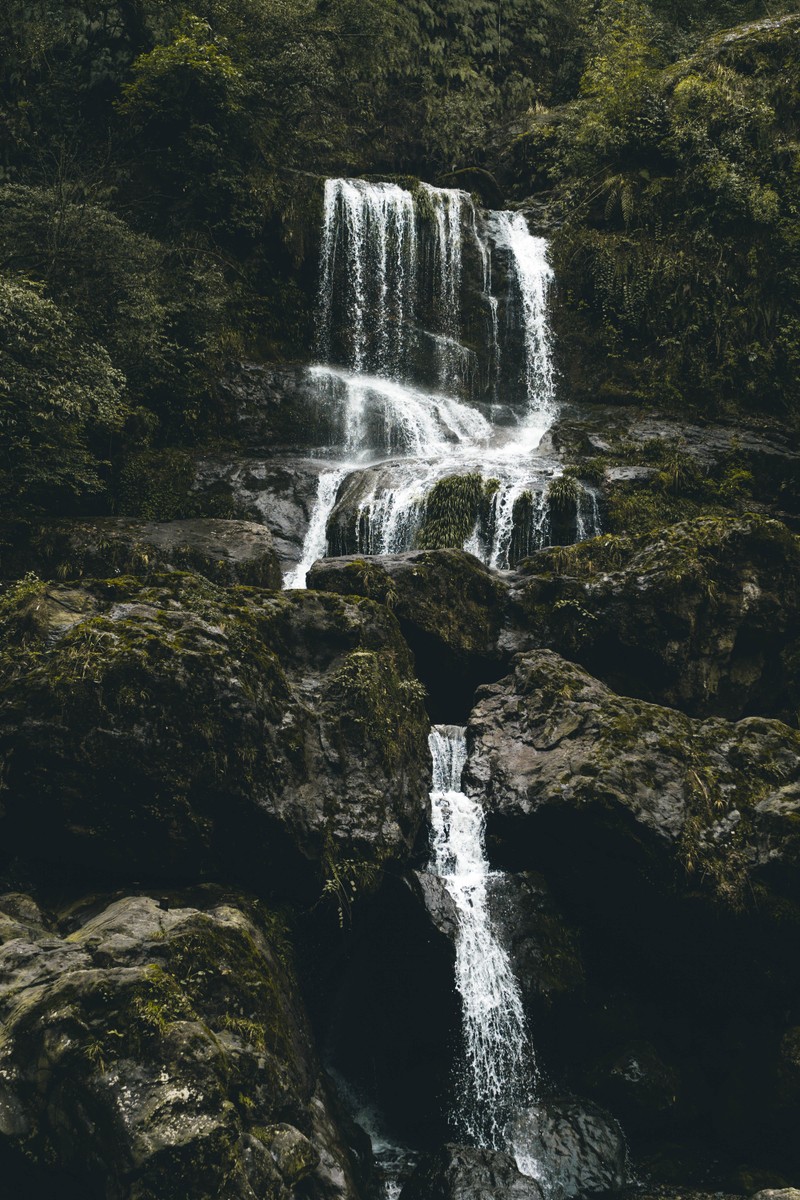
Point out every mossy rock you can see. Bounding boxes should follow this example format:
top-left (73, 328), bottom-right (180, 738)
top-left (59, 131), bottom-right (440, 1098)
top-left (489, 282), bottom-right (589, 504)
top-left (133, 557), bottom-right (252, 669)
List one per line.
top-left (0, 573), bottom-right (430, 890)
top-left (466, 649), bottom-right (800, 911)
top-left (0, 889), bottom-right (362, 1200)
top-left (9, 517), bottom-right (283, 589)
top-left (307, 549), bottom-right (510, 719)
top-left (510, 515), bottom-right (800, 723)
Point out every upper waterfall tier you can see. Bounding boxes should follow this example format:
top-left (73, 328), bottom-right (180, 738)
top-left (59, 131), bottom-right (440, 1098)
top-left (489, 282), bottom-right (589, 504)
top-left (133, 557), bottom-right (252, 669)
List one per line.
top-left (283, 178), bottom-right (601, 585)
top-left (317, 178), bottom-right (556, 417)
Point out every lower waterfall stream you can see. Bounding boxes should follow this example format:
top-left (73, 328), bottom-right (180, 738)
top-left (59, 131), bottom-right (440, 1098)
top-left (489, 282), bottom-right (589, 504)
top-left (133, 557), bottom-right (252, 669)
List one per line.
top-left (428, 726), bottom-right (537, 1150)
top-left (428, 726), bottom-right (544, 1183)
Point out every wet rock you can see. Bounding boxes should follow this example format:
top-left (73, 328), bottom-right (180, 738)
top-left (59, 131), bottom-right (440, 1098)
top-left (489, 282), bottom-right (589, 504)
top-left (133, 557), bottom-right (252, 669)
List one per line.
top-left (510, 516), bottom-right (800, 722)
top-left (487, 872), bottom-right (584, 1009)
top-left (0, 889), bottom-right (364, 1200)
top-left (752, 1191), bottom-right (800, 1200)
top-left (307, 549), bottom-right (509, 720)
top-left (0, 575), bottom-right (429, 891)
top-left (510, 1098), bottom-right (627, 1199)
top-left (26, 517), bottom-right (282, 589)
top-left (408, 870), bottom-right (460, 942)
top-left (193, 455), bottom-right (331, 576)
top-left (465, 650), bottom-right (800, 906)
top-left (400, 1143), bottom-right (544, 1200)
top-left (216, 362), bottom-right (342, 451)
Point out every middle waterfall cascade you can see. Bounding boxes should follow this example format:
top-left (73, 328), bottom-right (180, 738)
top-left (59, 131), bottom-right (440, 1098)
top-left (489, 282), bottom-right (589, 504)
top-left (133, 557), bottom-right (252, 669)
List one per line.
top-left (428, 726), bottom-right (542, 1165)
top-left (284, 177), bottom-right (601, 586)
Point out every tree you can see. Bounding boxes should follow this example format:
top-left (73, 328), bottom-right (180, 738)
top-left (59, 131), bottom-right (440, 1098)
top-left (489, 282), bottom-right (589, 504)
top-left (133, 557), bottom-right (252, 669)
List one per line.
top-left (0, 275), bottom-right (127, 512)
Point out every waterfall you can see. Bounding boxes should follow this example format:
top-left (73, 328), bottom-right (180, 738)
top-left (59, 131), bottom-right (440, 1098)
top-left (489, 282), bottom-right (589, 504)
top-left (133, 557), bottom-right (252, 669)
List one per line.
top-left (318, 178), bottom-right (417, 377)
top-left (428, 726), bottom-right (539, 1152)
top-left (286, 176), bottom-right (601, 585)
top-left (284, 468), bottom-right (348, 589)
top-left (419, 184), bottom-right (467, 390)
top-left (575, 483), bottom-right (602, 541)
top-left (488, 211), bottom-right (556, 417)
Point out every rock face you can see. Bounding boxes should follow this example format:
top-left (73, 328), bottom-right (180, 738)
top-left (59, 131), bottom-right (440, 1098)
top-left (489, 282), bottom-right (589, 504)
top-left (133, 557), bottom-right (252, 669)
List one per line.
top-left (0, 889), bottom-right (364, 1200)
top-left (0, 574), bottom-right (429, 890)
top-left (545, 403), bottom-right (800, 526)
top-left (307, 550), bottom-right (507, 719)
top-left (193, 455), bottom-right (334, 575)
top-left (25, 517), bottom-right (283, 589)
top-left (308, 517), bottom-right (800, 724)
top-left (215, 363), bottom-right (343, 451)
top-left (510, 1099), bottom-right (627, 1199)
top-left (510, 516), bottom-right (800, 722)
top-left (400, 1144), bottom-right (544, 1200)
top-left (465, 649), bottom-right (800, 905)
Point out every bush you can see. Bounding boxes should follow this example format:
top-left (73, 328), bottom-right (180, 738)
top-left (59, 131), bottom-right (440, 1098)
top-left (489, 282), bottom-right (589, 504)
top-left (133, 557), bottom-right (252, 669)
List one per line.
top-left (0, 276), bottom-right (127, 513)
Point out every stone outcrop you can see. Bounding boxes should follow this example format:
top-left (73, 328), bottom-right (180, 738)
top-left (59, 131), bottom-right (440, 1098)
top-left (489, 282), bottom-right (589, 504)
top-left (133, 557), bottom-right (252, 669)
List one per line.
top-left (510, 516), bottom-right (800, 722)
top-left (0, 888), bottom-right (365, 1200)
top-left (19, 517), bottom-right (283, 589)
top-left (0, 574), bottom-right (429, 891)
top-left (307, 549), bottom-right (507, 718)
top-left (465, 648), bottom-right (800, 905)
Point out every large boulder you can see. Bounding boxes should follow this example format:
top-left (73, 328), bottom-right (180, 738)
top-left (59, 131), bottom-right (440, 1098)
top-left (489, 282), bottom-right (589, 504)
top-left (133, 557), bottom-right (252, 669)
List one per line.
top-left (0, 888), bottom-right (366, 1200)
top-left (510, 1098), bottom-right (627, 1199)
top-left (193, 455), bottom-right (337, 576)
top-left (399, 1144), bottom-right (544, 1200)
top-left (465, 649), bottom-right (800, 906)
top-left (0, 574), bottom-right (429, 891)
top-left (22, 517), bottom-right (282, 589)
top-left (510, 516), bottom-right (800, 723)
top-left (307, 550), bottom-right (509, 720)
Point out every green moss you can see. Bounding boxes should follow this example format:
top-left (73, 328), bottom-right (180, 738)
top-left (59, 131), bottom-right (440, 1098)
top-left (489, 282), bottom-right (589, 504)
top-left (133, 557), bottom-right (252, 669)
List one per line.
top-left (547, 474), bottom-right (581, 513)
top-left (416, 474), bottom-right (487, 550)
top-left (325, 649), bottom-right (427, 772)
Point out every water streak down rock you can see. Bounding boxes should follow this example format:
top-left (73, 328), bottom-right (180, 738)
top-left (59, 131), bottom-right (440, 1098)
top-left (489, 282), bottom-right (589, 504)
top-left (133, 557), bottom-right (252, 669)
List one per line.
top-left (427, 727), bottom-right (539, 1159)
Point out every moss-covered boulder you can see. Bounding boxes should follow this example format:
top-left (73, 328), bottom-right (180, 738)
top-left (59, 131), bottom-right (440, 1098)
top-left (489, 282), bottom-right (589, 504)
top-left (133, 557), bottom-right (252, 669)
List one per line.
top-left (0, 889), bottom-right (366, 1200)
top-left (0, 574), bottom-right (429, 891)
top-left (466, 649), bottom-right (800, 908)
top-left (510, 516), bottom-right (800, 723)
top-left (307, 550), bottom-right (509, 720)
top-left (11, 518), bottom-right (283, 589)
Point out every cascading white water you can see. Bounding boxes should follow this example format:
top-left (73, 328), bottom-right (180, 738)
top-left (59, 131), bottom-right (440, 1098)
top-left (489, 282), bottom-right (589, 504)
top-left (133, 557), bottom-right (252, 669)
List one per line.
top-left (419, 184), bottom-right (467, 390)
top-left (489, 210), bottom-right (556, 420)
top-left (319, 178), bottom-right (417, 377)
top-left (284, 467), bottom-right (348, 588)
top-left (286, 177), bottom-right (601, 584)
top-left (428, 726), bottom-right (539, 1152)
top-left (575, 484), bottom-right (602, 542)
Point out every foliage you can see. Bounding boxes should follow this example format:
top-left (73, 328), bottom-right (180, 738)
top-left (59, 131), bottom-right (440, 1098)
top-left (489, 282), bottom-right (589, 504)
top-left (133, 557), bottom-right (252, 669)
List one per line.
top-left (0, 184), bottom-right (228, 428)
top-left (539, 9), bottom-right (800, 418)
top-left (0, 275), bottom-right (127, 512)
top-left (416, 473), bottom-right (492, 550)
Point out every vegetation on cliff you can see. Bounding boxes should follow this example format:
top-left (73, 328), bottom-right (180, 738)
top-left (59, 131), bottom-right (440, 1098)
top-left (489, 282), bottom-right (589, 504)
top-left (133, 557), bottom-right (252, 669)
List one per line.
top-left (2, 0), bottom-right (798, 525)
